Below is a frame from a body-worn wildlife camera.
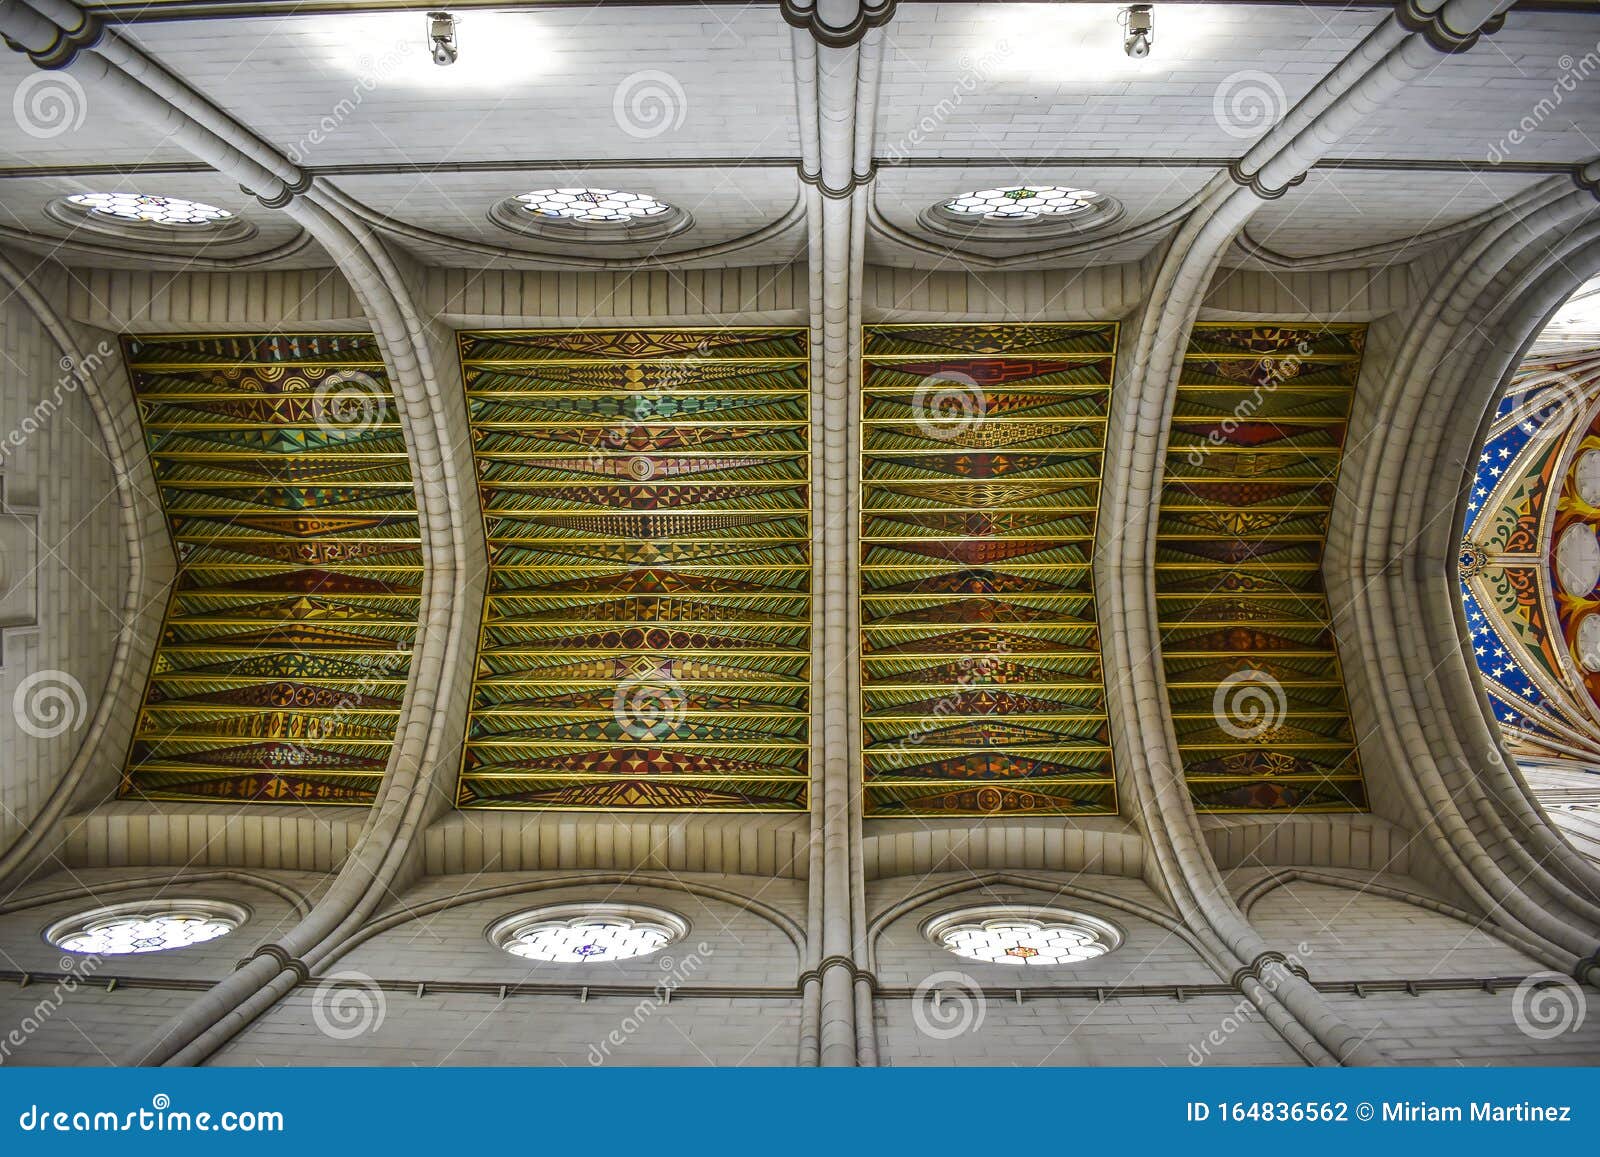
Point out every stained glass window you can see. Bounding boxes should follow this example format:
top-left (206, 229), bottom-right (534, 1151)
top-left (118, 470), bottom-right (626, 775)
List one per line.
top-left (927, 908), bottom-right (1120, 966)
top-left (66, 193), bottom-right (233, 226)
top-left (514, 188), bottom-right (671, 224)
top-left (941, 185), bottom-right (1098, 222)
top-left (490, 905), bottom-right (686, 963)
top-left (50, 902), bottom-right (243, 955)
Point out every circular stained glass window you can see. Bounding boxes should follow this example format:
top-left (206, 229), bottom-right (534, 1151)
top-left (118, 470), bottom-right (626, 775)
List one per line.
top-left (66, 193), bottom-right (233, 227)
top-left (47, 900), bottom-right (246, 956)
top-left (489, 903), bottom-right (687, 963)
top-left (942, 185), bottom-right (1099, 222)
top-left (514, 188), bottom-right (672, 224)
top-left (925, 906), bottom-right (1121, 966)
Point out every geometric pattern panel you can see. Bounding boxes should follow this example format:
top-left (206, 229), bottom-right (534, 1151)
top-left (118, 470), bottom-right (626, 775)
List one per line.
top-left (454, 328), bottom-right (810, 811)
top-left (121, 333), bottom-right (420, 805)
top-left (1157, 324), bottom-right (1368, 812)
top-left (860, 323), bottom-right (1118, 817)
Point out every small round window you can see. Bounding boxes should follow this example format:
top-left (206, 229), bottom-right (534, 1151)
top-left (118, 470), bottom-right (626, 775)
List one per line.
top-left (47, 900), bottom-right (247, 956)
top-left (490, 188), bottom-right (690, 244)
top-left (920, 184), bottom-right (1121, 242)
top-left (489, 903), bottom-right (687, 963)
top-left (47, 192), bottom-right (255, 244)
top-left (924, 906), bottom-right (1121, 966)
top-left (69, 192), bottom-right (232, 226)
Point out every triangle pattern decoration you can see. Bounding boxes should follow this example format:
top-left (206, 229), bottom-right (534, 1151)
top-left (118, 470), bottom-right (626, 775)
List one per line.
top-left (1157, 324), bottom-right (1369, 812)
top-left (455, 328), bottom-right (811, 812)
top-left (861, 323), bottom-right (1119, 817)
top-left (119, 333), bottom-right (421, 806)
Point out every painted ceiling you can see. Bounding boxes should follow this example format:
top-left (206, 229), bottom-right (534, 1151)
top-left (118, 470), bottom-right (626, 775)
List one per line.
top-left (1157, 324), bottom-right (1369, 813)
top-left (122, 333), bottom-right (421, 805)
top-left (1461, 341), bottom-right (1600, 763)
top-left (455, 328), bottom-right (811, 811)
top-left (118, 321), bottom-right (1386, 816)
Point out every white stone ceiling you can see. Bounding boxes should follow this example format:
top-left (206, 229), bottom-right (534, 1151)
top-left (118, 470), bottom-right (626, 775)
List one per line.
top-left (0, 2), bottom-right (1597, 272)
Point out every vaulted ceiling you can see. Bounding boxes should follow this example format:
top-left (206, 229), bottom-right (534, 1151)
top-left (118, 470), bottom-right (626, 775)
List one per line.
top-left (2, 1), bottom-right (1597, 273)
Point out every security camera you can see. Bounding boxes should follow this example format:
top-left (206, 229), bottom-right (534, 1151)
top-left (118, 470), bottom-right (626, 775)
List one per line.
top-left (427, 11), bottom-right (458, 66)
top-left (1120, 4), bottom-right (1153, 59)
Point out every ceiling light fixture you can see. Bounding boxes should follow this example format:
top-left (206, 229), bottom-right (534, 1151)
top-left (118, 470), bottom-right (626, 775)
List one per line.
top-left (427, 10), bottom-right (458, 66)
top-left (1120, 4), bottom-right (1153, 58)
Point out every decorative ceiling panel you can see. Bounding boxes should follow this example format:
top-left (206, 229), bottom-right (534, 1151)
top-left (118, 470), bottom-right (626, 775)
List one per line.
top-left (1156, 324), bottom-right (1368, 813)
top-left (455, 328), bottom-right (810, 811)
top-left (121, 333), bottom-right (420, 805)
top-left (859, 323), bottom-right (1118, 817)
top-left (1460, 344), bottom-right (1600, 760)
